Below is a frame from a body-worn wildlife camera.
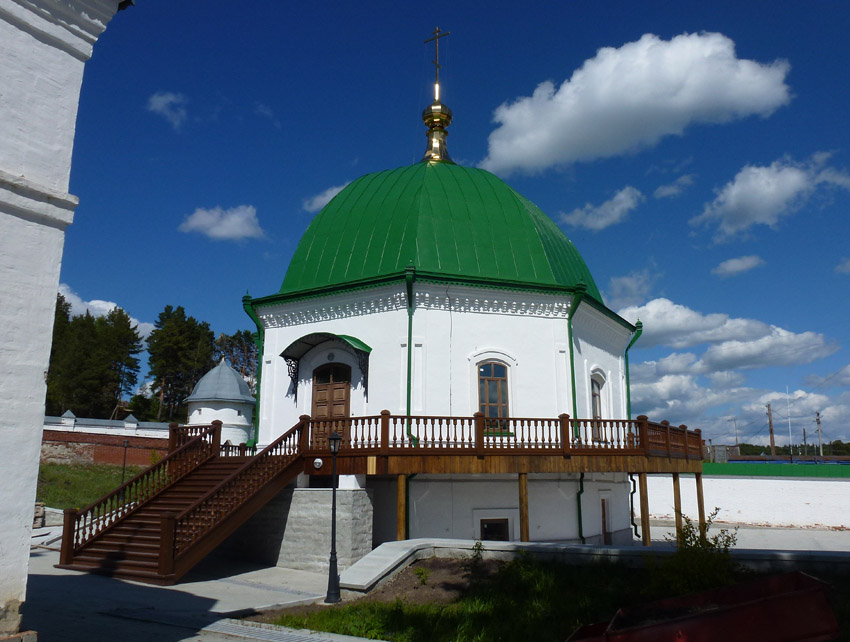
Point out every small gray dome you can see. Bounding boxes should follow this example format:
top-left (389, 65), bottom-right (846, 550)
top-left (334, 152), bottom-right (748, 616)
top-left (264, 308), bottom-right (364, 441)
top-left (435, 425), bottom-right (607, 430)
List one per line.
top-left (185, 358), bottom-right (255, 405)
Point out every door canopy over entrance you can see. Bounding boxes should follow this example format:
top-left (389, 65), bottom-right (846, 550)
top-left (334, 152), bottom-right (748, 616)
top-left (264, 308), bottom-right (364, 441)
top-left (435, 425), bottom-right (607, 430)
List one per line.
top-left (280, 332), bottom-right (372, 402)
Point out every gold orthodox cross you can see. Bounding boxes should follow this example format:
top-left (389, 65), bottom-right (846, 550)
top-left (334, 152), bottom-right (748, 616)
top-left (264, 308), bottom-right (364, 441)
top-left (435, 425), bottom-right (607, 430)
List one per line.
top-left (424, 27), bottom-right (450, 101)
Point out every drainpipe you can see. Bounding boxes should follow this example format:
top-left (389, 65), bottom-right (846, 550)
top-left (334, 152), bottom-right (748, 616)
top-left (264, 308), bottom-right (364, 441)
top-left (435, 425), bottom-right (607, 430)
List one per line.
top-left (577, 472), bottom-right (586, 544)
top-left (404, 265), bottom-right (415, 423)
top-left (243, 294), bottom-right (264, 449)
top-left (403, 265), bottom-right (417, 538)
top-left (629, 474), bottom-right (640, 539)
top-left (567, 284), bottom-right (587, 424)
top-left (624, 321), bottom-right (643, 420)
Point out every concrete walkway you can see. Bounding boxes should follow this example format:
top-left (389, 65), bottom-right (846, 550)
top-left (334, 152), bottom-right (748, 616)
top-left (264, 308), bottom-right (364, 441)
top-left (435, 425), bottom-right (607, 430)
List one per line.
top-left (25, 527), bottom-right (386, 642)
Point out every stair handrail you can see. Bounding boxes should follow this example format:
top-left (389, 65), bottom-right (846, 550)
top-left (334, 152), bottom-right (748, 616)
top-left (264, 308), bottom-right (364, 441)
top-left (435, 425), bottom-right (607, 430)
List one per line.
top-left (170, 417), bottom-right (307, 561)
top-left (59, 421), bottom-right (221, 564)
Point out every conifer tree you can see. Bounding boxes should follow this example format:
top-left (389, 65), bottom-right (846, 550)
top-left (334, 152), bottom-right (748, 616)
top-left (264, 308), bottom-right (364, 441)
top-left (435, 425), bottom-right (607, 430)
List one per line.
top-left (146, 305), bottom-right (215, 421)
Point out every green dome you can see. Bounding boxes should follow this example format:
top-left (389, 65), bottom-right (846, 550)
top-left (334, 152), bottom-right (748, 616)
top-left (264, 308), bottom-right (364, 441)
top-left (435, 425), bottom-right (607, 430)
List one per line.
top-left (281, 162), bottom-right (602, 301)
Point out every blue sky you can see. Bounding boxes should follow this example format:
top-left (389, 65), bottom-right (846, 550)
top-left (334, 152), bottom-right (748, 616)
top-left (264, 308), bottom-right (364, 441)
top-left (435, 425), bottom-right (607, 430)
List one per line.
top-left (61, 1), bottom-right (850, 445)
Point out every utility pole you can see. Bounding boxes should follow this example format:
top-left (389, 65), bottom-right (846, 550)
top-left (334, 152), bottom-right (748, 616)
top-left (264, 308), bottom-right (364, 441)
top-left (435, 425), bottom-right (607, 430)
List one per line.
top-left (786, 386), bottom-right (793, 463)
top-left (816, 412), bottom-right (823, 460)
top-left (727, 417), bottom-right (739, 447)
top-left (767, 403), bottom-right (776, 457)
top-left (803, 428), bottom-right (808, 457)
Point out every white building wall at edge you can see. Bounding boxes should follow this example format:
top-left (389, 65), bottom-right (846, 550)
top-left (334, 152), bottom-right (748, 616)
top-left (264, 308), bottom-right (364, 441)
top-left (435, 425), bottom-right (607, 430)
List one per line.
top-left (638, 474), bottom-right (850, 530)
top-left (0, 0), bottom-right (120, 633)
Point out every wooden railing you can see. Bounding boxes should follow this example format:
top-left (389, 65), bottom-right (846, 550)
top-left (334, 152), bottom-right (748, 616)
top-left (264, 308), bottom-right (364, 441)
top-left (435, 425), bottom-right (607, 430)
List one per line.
top-left (160, 417), bottom-right (307, 575)
top-left (59, 422), bottom-right (221, 566)
top-left (305, 411), bottom-right (702, 460)
top-left (168, 423), bottom-right (216, 452)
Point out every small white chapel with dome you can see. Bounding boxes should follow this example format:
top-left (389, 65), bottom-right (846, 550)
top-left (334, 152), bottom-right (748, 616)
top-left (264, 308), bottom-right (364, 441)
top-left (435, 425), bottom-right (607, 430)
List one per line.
top-left (239, 33), bottom-right (646, 555)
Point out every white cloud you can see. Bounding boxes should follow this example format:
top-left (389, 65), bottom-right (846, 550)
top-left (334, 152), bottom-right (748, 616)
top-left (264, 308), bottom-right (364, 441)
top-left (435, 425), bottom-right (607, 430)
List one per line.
top-left (560, 186), bottom-right (643, 230)
top-left (303, 182), bottom-right (350, 213)
top-left (711, 255), bottom-right (764, 277)
top-left (805, 364), bottom-right (850, 388)
top-left (622, 297), bottom-right (837, 371)
top-left (692, 154), bottom-right (850, 238)
top-left (836, 258), bottom-right (850, 274)
top-left (654, 174), bottom-right (695, 199)
top-left (256, 102), bottom-right (281, 129)
top-left (146, 92), bottom-right (188, 129)
top-left (620, 298), bottom-right (769, 349)
top-left (700, 327), bottom-right (837, 371)
top-left (708, 370), bottom-right (746, 388)
top-left (604, 268), bottom-right (657, 310)
top-left (178, 205), bottom-right (265, 241)
top-left (631, 373), bottom-right (753, 424)
top-left (58, 283), bottom-right (155, 338)
top-left (480, 32), bottom-right (790, 175)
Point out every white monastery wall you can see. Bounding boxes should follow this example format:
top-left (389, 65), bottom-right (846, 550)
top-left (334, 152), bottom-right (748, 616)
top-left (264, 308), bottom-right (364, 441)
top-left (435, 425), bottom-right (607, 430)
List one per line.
top-left (639, 474), bottom-right (850, 530)
top-left (0, 0), bottom-right (120, 633)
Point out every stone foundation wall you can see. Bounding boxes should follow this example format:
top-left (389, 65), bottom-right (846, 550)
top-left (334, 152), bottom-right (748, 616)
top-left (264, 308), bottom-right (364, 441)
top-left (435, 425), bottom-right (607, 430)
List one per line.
top-left (222, 487), bottom-right (373, 572)
top-left (40, 430), bottom-right (167, 466)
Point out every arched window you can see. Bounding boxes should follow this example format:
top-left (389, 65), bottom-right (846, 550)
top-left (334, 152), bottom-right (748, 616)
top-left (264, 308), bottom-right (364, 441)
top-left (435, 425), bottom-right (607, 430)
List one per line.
top-left (478, 361), bottom-right (509, 419)
top-left (591, 377), bottom-right (603, 420)
top-left (590, 371), bottom-right (606, 441)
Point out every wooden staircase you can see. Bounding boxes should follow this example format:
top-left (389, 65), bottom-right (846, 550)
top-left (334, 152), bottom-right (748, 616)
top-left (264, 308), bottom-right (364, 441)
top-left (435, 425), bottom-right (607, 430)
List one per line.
top-left (57, 419), bottom-right (308, 585)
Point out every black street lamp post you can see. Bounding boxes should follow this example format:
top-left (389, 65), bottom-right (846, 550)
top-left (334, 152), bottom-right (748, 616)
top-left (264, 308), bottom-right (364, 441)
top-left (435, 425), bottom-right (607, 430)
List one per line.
top-left (325, 430), bottom-right (342, 604)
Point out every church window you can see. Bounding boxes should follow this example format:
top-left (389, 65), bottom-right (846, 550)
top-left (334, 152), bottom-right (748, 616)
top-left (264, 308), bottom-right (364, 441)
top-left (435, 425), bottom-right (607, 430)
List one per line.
top-left (479, 361), bottom-right (509, 419)
top-left (590, 372), bottom-right (606, 441)
top-left (591, 377), bottom-right (603, 420)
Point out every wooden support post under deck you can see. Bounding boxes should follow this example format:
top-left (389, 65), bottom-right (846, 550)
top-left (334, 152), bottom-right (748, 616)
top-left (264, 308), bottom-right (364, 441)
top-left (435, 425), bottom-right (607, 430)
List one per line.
top-left (396, 474), bottom-right (407, 541)
top-left (59, 508), bottom-right (76, 565)
top-left (672, 473), bottom-right (682, 546)
top-left (695, 472), bottom-right (706, 542)
top-left (638, 472), bottom-right (651, 546)
top-left (518, 472), bottom-right (529, 542)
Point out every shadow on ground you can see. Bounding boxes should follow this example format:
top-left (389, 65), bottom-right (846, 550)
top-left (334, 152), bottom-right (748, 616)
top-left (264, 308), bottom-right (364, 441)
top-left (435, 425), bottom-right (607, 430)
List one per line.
top-left (23, 550), bottom-right (276, 642)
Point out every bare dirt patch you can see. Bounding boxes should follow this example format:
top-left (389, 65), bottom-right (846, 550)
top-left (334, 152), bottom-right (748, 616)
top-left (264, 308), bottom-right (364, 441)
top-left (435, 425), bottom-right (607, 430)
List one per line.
top-left (247, 557), bottom-right (500, 622)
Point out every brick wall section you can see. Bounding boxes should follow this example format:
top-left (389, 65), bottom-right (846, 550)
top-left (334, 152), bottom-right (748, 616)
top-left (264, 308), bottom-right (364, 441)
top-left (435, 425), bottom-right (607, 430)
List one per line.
top-left (41, 430), bottom-right (168, 466)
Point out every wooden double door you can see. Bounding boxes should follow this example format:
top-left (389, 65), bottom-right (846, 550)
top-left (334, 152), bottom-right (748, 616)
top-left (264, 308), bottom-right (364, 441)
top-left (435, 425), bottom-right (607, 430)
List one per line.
top-left (311, 363), bottom-right (351, 446)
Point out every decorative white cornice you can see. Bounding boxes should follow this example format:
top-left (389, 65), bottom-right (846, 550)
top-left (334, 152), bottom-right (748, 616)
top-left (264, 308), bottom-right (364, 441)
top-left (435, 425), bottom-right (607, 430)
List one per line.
top-left (1, 0), bottom-right (119, 61)
top-left (414, 291), bottom-right (570, 318)
top-left (258, 290), bottom-right (408, 328)
top-left (257, 283), bottom-right (577, 328)
top-left (573, 304), bottom-right (631, 350)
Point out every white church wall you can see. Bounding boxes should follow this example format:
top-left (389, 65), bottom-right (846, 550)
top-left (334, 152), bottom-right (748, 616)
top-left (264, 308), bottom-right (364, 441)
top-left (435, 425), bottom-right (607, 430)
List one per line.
top-left (255, 284), bottom-right (408, 444)
top-left (640, 473), bottom-right (850, 530)
top-left (414, 283), bottom-right (574, 419)
top-left (0, 0), bottom-right (120, 633)
top-left (408, 473), bottom-right (632, 542)
top-left (571, 305), bottom-right (632, 420)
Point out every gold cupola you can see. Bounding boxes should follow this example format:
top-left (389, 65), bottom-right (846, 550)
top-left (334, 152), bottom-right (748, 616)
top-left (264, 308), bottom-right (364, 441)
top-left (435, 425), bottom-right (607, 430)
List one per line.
top-left (421, 27), bottom-right (454, 164)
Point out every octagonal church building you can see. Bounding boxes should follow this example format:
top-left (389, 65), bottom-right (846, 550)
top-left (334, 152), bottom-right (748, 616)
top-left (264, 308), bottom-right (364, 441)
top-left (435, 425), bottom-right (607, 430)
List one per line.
top-left (241, 84), bottom-right (657, 551)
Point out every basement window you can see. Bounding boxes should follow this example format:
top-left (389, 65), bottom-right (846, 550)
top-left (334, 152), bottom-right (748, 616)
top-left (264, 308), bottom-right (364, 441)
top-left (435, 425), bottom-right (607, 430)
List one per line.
top-left (480, 518), bottom-right (510, 541)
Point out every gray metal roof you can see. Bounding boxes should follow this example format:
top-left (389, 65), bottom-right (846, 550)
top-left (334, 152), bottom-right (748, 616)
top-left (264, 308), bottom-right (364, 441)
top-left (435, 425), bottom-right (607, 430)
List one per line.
top-left (184, 358), bottom-right (256, 405)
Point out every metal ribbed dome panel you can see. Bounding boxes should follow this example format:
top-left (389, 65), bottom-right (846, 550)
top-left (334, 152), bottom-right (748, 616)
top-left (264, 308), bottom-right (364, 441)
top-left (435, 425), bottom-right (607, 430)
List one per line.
top-left (281, 162), bottom-right (602, 301)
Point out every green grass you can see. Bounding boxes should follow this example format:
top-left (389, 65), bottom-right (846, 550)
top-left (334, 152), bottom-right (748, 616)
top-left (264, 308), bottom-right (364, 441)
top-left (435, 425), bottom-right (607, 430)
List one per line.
top-left (273, 558), bottom-right (661, 642)
top-left (37, 462), bottom-right (144, 510)
top-left (271, 556), bottom-right (850, 642)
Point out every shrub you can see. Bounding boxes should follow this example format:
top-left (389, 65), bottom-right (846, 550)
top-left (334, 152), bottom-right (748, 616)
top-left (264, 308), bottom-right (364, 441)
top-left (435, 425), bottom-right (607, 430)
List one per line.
top-left (648, 507), bottom-right (742, 595)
